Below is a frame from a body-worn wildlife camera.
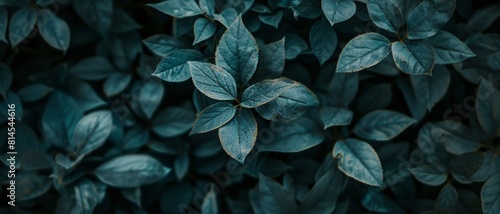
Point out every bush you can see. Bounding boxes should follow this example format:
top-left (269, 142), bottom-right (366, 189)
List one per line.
top-left (1, 0), bottom-right (499, 213)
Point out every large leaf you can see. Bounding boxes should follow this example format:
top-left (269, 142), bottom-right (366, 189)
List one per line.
top-left (321, 0), bottom-right (356, 26)
top-left (9, 7), bottom-right (37, 47)
top-left (193, 18), bottom-right (216, 45)
top-left (259, 174), bottom-right (298, 214)
top-left (152, 107), bottom-right (196, 138)
top-left (71, 110), bottom-right (113, 155)
top-left (188, 61), bottom-right (237, 101)
top-left (219, 108), bottom-right (257, 164)
top-left (153, 49), bottom-right (205, 82)
top-left (406, 0), bottom-right (456, 40)
top-left (353, 110), bottom-right (417, 141)
top-left (72, 0), bottom-right (113, 36)
top-left (336, 33), bottom-right (391, 73)
top-left (332, 138), bottom-right (384, 187)
top-left (299, 166), bottom-right (348, 213)
top-left (241, 78), bottom-right (296, 108)
top-left (37, 9), bottom-right (70, 52)
top-left (427, 31), bottom-right (476, 64)
top-left (191, 102), bottom-right (236, 134)
top-left (367, 0), bottom-right (404, 33)
top-left (391, 40), bottom-right (436, 75)
top-left (409, 164), bottom-right (448, 186)
top-left (259, 118), bottom-right (324, 153)
top-left (410, 65), bottom-right (450, 111)
top-left (481, 173), bottom-right (500, 214)
top-left (216, 16), bottom-right (258, 86)
top-left (310, 19), bottom-right (337, 65)
top-left (94, 154), bottom-right (171, 188)
top-left (148, 0), bottom-right (203, 18)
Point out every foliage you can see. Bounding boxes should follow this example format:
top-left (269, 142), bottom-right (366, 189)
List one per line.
top-left (0, 0), bottom-right (499, 213)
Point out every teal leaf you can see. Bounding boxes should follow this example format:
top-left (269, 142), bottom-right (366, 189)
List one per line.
top-left (355, 83), bottom-right (392, 113)
top-left (37, 9), bottom-right (70, 52)
top-left (199, 0), bottom-right (215, 17)
top-left (476, 78), bottom-right (500, 139)
top-left (427, 30), bottom-right (476, 64)
top-left (292, 0), bottom-right (322, 19)
top-left (299, 167), bottom-right (348, 214)
top-left (42, 92), bottom-right (83, 149)
top-left (201, 186), bottom-right (218, 214)
top-left (367, 0), bottom-right (403, 33)
top-left (336, 33), bottom-right (391, 73)
top-left (435, 184), bottom-right (458, 213)
top-left (397, 78), bottom-right (428, 121)
top-left (94, 154), bottom-right (171, 188)
top-left (193, 18), bottom-right (216, 45)
top-left (139, 81), bottom-right (164, 119)
top-left (188, 61), bottom-right (237, 101)
top-left (0, 63), bottom-right (12, 98)
top-left (391, 40), bottom-right (436, 75)
top-left (174, 151), bottom-right (189, 180)
top-left (259, 174), bottom-right (298, 214)
top-left (16, 172), bottom-right (51, 201)
top-left (121, 188), bottom-right (142, 208)
top-left (353, 110), bottom-right (417, 141)
top-left (65, 78), bottom-right (106, 112)
top-left (0, 6), bottom-right (7, 43)
top-left (73, 179), bottom-right (100, 214)
top-left (72, 0), bottom-right (113, 36)
top-left (103, 72), bottom-right (131, 97)
top-left (259, 118), bottom-right (324, 153)
top-left (143, 34), bottom-right (186, 57)
top-left (190, 102), bottom-right (236, 135)
top-left (70, 56), bottom-right (114, 80)
top-left (71, 110), bottom-right (113, 155)
top-left (214, 8), bottom-right (238, 28)
top-left (153, 49), bottom-right (205, 82)
top-left (148, 0), bottom-right (203, 18)
top-left (110, 8), bottom-right (141, 33)
top-left (472, 151), bottom-right (500, 182)
top-left (320, 107), bottom-right (353, 129)
top-left (9, 7), bottom-right (37, 47)
top-left (310, 19), bottom-right (337, 65)
top-left (152, 107), bottom-right (196, 138)
top-left (258, 10), bottom-right (283, 28)
top-left (284, 33), bottom-right (308, 60)
top-left (332, 138), bottom-right (384, 187)
top-left (241, 78), bottom-right (296, 108)
top-left (409, 164), bottom-right (448, 186)
top-left (218, 108), bottom-right (257, 164)
top-left (321, 0), bottom-right (356, 26)
top-left (253, 38), bottom-right (285, 81)
top-left (215, 16), bottom-right (258, 86)
top-left (481, 173), bottom-right (500, 214)
top-left (327, 72), bottom-right (358, 108)
top-left (410, 65), bottom-right (450, 111)
top-left (406, 0), bottom-right (456, 40)
top-left (123, 126), bottom-right (149, 150)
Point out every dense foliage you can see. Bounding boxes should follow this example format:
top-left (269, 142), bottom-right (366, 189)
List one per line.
top-left (1, 0), bottom-right (500, 213)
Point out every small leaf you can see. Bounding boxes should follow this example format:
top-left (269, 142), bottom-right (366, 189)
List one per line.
top-left (259, 118), bottom-right (324, 153)
top-left (327, 72), bottom-right (358, 108)
top-left (391, 40), bottom-right (436, 75)
top-left (406, 0), bottom-right (456, 40)
top-left (191, 102), bottom-right (236, 135)
top-left (72, 0), bottom-right (113, 36)
top-left (122, 126), bottom-right (149, 150)
top-left (435, 184), bottom-right (458, 213)
top-left (71, 110), bottom-right (113, 155)
top-left (199, 0), bottom-right (215, 17)
top-left (94, 154), bottom-right (171, 188)
top-left (216, 16), bottom-right (259, 86)
top-left (17, 83), bottom-right (53, 102)
top-left (193, 18), bottom-right (216, 45)
top-left (320, 107), bottom-right (353, 129)
top-left (367, 0), bottom-right (404, 33)
top-left (259, 174), bottom-right (298, 214)
top-left (70, 56), bottom-right (114, 80)
top-left (189, 62), bottom-right (237, 101)
top-left (258, 10), bottom-right (283, 28)
top-left (321, 0), bottom-right (356, 26)
top-left (103, 72), bottom-right (131, 97)
top-left (214, 8), bottom-right (238, 28)
top-left (254, 38), bottom-right (285, 81)
top-left (427, 31), bottom-right (476, 64)
top-left (299, 167), bottom-right (347, 214)
top-left (153, 49), bottom-right (205, 82)
top-left (241, 78), bottom-right (296, 108)
top-left (481, 173), bottom-right (500, 214)
top-left (201, 186), bottom-right (218, 214)
top-left (292, 0), bottom-right (322, 19)
top-left (476, 78), bottom-right (500, 139)
top-left (152, 107), bottom-right (196, 138)
top-left (409, 164), bottom-right (448, 186)
top-left (353, 110), bottom-right (416, 141)
top-left (336, 33), bottom-right (391, 73)
top-left (138, 80), bottom-right (164, 119)
top-left (410, 65), bottom-right (450, 111)
top-left (310, 19), bottom-right (337, 65)
top-left (9, 7), bottom-right (37, 47)
top-left (285, 33), bottom-right (308, 60)
top-left (148, 0), bottom-right (203, 18)
top-left (37, 9), bottom-right (70, 52)
top-left (219, 108), bottom-right (257, 164)
top-left (143, 34), bottom-right (186, 57)
top-left (333, 138), bottom-right (384, 187)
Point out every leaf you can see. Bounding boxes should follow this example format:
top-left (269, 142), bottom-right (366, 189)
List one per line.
top-left (253, 38), bottom-right (285, 81)
top-left (410, 65), bottom-right (450, 111)
top-left (138, 80), bottom-right (164, 119)
top-left (332, 138), bottom-right (384, 187)
top-left (65, 78), bottom-right (106, 112)
top-left (103, 72), bottom-right (131, 97)
top-left (435, 184), bottom-right (458, 213)
top-left (476, 78), bottom-right (500, 139)
top-left (190, 102), bottom-right (236, 135)
top-left (353, 110), bottom-right (417, 141)
top-left (70, 56), bottom-right (114, 80)
top-left (121, 188), bottom-right (142, 208)
top-left (320, 107), bottom-right (353, 129)
top-left (310, 19), bottom-right (337, 65)
top-left (0, 6), bottom-right (7, 43)
top-left (321, 0), bottom-right (356, 26)
top-left (214, 8), bottom-right (238, 28)
top-left (94, 154), bottom-right (171, 188)
top-left (481, 173), bottom-right (500, 214)
top-left (409, 164), bottom-right (448, 186)
top-left (123, 126), bottom-right (149, 150)
top-left (37, 9), bottom-right (70, 52)
top-left (256, 83), bottom-right (319, 122)
top-left (152, 107), bottom-right (196, 138)
top-left (148, 0), bottom-right (203, 18)
top-left (367, 0), bottom-right (404, 33)
top-left (16, 172), bottom-right (51, 201)
top-left (259, 118), bottom-right (324, 153)
top-left (299, 167), bottom-right (348, 214)
top-left (336, 33), bottom-right (391, 73)
top-left (259, 174), bottom-right (298, 214)
top-left (216, 16), bottom-right (259, 86)
top-left (355, 83), bottom-right (392, 113)
top-left (110, 8), bottom-right (141, 33)
top-left (258, 10), bottom-right (283, 28)
top-left (218, 108), bottom-right (257, 164)
top-left (285, 33), bottom-right (308, 60)
top-left (73, 179), bottom-right (99, 214)
top-left (199, 0), bottom-right (215, 17)
top-left (0, 63), bottom-right (12, 98)
top-left (241, 78), bottom-right (296, 108)
top-left (189, 61), bottom-right (237, 101)
top-left (193, 18), bottom-right (216, 45)
top-left (143, 34), bottom-right (185, 57)
top-left (391, 40), bottom-right (436, 75)
top-left (292, 0), bottom-right (322, 19)
top-left (406, 0), bottom-right (456, 40)
top-left (427, 31), bottom-right (475, 64)
top-left (327, 72), bottom-right (358, 107)
top-left (72, 0), bottom-right (113, 36)
top-left (153, 49), bottom-right (205, 82)
top-left (201, 186), bottom-right (218, 214)
top-left (42, 92), bottom-right (83, 149)
top-left (9, 7), bottom-right (37, 47)
top-left (71, 110), bottom-right (113, 155)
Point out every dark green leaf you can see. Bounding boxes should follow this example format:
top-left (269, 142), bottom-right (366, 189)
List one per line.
top-left (259, 118), bottom-right (324, 153)
top-left (481, 173), bottom-right (500, 214)
top-left (254, 38), bottom-right (285, 81)
top-left (409, 164), bottom-right (448, 186)
top-left (152, 107), bottom-right (196, 138)
top-left (410, 65), bottom-right (450, 110)
top-left (71, 110), bottom-right (113, 155)
top-left (310, 19), bottom-right (337, 65)
top-left (259, 174), bottom-right (298, 214)
top-left (37, 9), bottom-right (70, 51)
top-left (299, 167), bottom-right (347, 213)
top-left (72, 0), bottom-right (113, 36)
top-left (353, 110), bottom-right (417, 141)
top-left (9, 7), bottom-right (37, 47)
